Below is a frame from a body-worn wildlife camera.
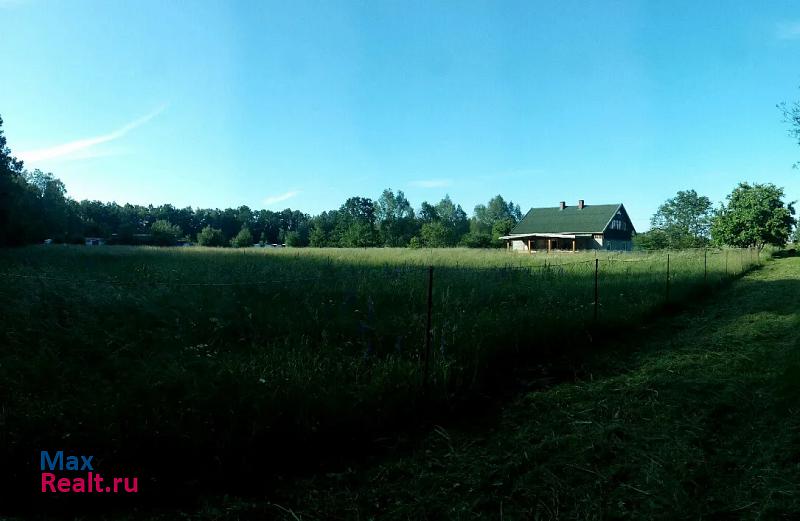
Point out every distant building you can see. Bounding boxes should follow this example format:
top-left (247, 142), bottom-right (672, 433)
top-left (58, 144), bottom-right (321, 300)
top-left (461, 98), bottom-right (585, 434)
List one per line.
top-left (84, 237), bottom-right (105, 246)
top-left (499, 200), bottom-right (636, 252)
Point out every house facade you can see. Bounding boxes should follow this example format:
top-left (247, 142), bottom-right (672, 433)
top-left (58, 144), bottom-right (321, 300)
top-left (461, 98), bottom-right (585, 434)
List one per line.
top-left (499, 200), bottom-right (635, 252)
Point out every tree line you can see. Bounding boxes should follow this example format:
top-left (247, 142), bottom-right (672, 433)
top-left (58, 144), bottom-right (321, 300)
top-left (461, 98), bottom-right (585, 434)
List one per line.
top-left (2, 109), bottom-right (798, 250)
top-left (635, 186), bottom-right (796, 250)
top-left (0, 115), bottom-right (522, 248)
top-left (636, 94), bottom-right (800, 250)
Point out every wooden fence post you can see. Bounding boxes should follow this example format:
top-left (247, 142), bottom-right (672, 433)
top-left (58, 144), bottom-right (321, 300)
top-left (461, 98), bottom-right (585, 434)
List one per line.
top-left (704, 249), bottom-right (707, 284)
top-left (594, 258), bottom-right (599, 321)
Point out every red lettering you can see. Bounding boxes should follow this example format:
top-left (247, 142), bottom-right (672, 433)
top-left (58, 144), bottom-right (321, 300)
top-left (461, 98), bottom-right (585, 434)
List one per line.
top-left (57, 477), bottom-right (71, 493)
top-left (41, 473), bottom-right (56, 492)
top-left (123, 477), bottom-right (138, 493)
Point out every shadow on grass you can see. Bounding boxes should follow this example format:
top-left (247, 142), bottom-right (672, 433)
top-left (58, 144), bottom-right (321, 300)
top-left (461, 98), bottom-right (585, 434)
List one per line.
top-left (0, 253), bottom-right (782, 518)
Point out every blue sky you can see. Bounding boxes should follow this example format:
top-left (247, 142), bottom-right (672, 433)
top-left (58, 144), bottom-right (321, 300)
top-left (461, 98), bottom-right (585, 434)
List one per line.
top-left (1, 0), bottom-right (799, 231)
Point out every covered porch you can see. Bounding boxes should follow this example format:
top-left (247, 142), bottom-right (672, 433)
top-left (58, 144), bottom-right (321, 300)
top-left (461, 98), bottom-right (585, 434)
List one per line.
top-left (499, 232), bottom-right (595, 253)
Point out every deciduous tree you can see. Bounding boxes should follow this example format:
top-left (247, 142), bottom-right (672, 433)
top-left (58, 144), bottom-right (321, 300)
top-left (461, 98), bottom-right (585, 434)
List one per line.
top-left (649, 189), bottom-right (713, 248)
top-left (150, 220), bottom-right (182, 246)
top-left (197, 226), bottom-right (227, 247)
top-left (711, 182), bottom-right (795, 248)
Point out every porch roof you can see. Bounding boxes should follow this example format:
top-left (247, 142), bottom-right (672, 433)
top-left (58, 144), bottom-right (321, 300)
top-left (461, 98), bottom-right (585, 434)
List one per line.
top-left (498, 232), bottom-right (594, 240)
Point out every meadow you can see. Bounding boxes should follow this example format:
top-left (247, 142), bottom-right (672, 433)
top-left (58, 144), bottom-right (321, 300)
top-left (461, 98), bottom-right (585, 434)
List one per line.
top-left (0, 245), bottom-right (764, 511)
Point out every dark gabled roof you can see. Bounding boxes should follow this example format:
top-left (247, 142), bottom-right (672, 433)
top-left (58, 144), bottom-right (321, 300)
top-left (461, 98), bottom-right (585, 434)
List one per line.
top-left (511, 204), bottom-right (623, 234)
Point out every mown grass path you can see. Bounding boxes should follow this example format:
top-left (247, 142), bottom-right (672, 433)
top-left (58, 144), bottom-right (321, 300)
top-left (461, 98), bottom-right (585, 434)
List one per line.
top-left (254, 255), bottom-right (800, 520)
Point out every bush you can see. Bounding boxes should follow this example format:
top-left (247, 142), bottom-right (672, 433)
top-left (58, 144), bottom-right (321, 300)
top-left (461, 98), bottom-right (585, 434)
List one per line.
top-left (285, 230), bottom-right (304, 247)
top-left (231, 227), bottom-right (253, 248)
top-left (459, 232), bottom-right (492, 248)
top-left (491, 218), bottom-right (515, 247)
top-left (197, 226), bottom-right (227, 247)
top-left (150, 220), bottom-right (182, 246)
top-left (408, 236), bottom-right (422, 249)
top-left (419, 222), bottom-right (450, 247)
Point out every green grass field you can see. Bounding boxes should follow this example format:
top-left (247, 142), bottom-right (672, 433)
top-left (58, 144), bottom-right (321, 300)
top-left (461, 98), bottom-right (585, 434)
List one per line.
top-left (0, 245), bottom-right (764, 515)
top-left (251, 251), bottom-right (800, 520)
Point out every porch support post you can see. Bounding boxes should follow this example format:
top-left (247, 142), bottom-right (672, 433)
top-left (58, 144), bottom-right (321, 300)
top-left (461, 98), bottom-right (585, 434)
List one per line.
top-left (547, 239), bottom-right (551, 252)
top-left (572, 239), bottom-right (576, 252)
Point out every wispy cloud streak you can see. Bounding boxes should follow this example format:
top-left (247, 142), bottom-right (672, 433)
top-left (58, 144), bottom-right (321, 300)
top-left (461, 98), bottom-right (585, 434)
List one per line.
top-left (409, 179), bottom-right (452, 188)
top-left (0, 0), bottom-right (27, 8)
top-left (18, 105), bottom-right (166, 162)
top-left (263, 190), bottom-right (301, 206)
top-left (777, 21), bottom-right (800, 40)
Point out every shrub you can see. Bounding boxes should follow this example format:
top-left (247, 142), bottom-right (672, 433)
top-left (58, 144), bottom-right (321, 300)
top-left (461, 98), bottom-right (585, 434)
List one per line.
top-left (231, 227), bottom-right (253, 248)
top-left (491, 218), bottom-right (515, 247)
top-left (150, 220), bottom-right (182, 246)
top-left (459, 232), bottom-right (492, 248)
top-left (197, 226), bottom-right (227, 247)
top-left (419, 222), bottom-right (450, 247)
top-left (285, 230), bottom-right (304, 247)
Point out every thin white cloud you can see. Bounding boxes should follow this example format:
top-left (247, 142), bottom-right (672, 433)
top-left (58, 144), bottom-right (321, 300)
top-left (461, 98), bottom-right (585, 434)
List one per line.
top-left (777, 21), bottom-right (800, 40)
top-left (0, 0), bottom-right (27, 8)
top-left (18, 105), bottom-right (167, 163)
top-left (409, 179), bottom-right (452, 188)
top-left (263, 190), bottom-right (301, 206)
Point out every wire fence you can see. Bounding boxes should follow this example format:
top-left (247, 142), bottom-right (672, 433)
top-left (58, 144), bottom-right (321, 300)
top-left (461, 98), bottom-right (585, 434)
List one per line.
top-left (1, 247), bottom-right (764, 390)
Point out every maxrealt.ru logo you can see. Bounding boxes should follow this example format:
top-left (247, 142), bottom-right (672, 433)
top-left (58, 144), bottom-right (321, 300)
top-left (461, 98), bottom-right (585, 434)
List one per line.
top-left (40, 451), bottom-right (138, 493)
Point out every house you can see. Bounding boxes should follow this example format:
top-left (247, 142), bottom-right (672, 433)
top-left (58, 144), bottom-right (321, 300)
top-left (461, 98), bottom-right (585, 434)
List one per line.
top-left (84, 237), bottom-right (105, 246)
top-left (499, 200), bottom-right (636, 252)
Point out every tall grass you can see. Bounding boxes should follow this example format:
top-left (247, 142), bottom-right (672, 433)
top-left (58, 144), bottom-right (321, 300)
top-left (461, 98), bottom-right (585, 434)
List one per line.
top-left (0, 245), bottom-right (766, 506)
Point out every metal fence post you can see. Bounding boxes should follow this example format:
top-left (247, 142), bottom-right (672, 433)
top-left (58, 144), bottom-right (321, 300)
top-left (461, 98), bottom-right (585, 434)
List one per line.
top-left (594, 258), bottom-right (599, 321)
top-left (725, 249), bottom-right (728, 276)
top-left (423, 265), bottom-right (434, 392)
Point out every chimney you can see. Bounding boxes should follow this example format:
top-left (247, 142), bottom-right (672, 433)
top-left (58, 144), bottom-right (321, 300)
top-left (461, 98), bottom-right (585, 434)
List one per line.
top-left (559, 201), bottom-right (566, 210)
top-left (578, 199), bottom-right (585, 209)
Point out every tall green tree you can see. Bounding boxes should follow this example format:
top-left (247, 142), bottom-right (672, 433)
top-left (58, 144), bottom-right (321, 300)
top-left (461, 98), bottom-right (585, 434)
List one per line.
top-left (711, 182), bottom-right (795, 248)
top-left (491, 218), bottom-right (515, 247)
top-left (375, 189), bottom-right (416, 246)
top-left (418, 201), bottom-right (439, 223)
top-left (434, 195), bottom-right (469, 246)
top-left (336, 197), bottom-right (378, 247)
top-left (197, 226), bottom-right (227, 247)
top-left (150, 220), bottom-right (182, 245)
top-left (230, 226), bottom-right (253, 248)
top-left (472, 195), bottom-right (522, 235)
top-left (649, 189), bottom-right (713, 248)
top-left (308, 210), bottom-right (339, 247)
top-left (419, 221), bottom-right (450, 247)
